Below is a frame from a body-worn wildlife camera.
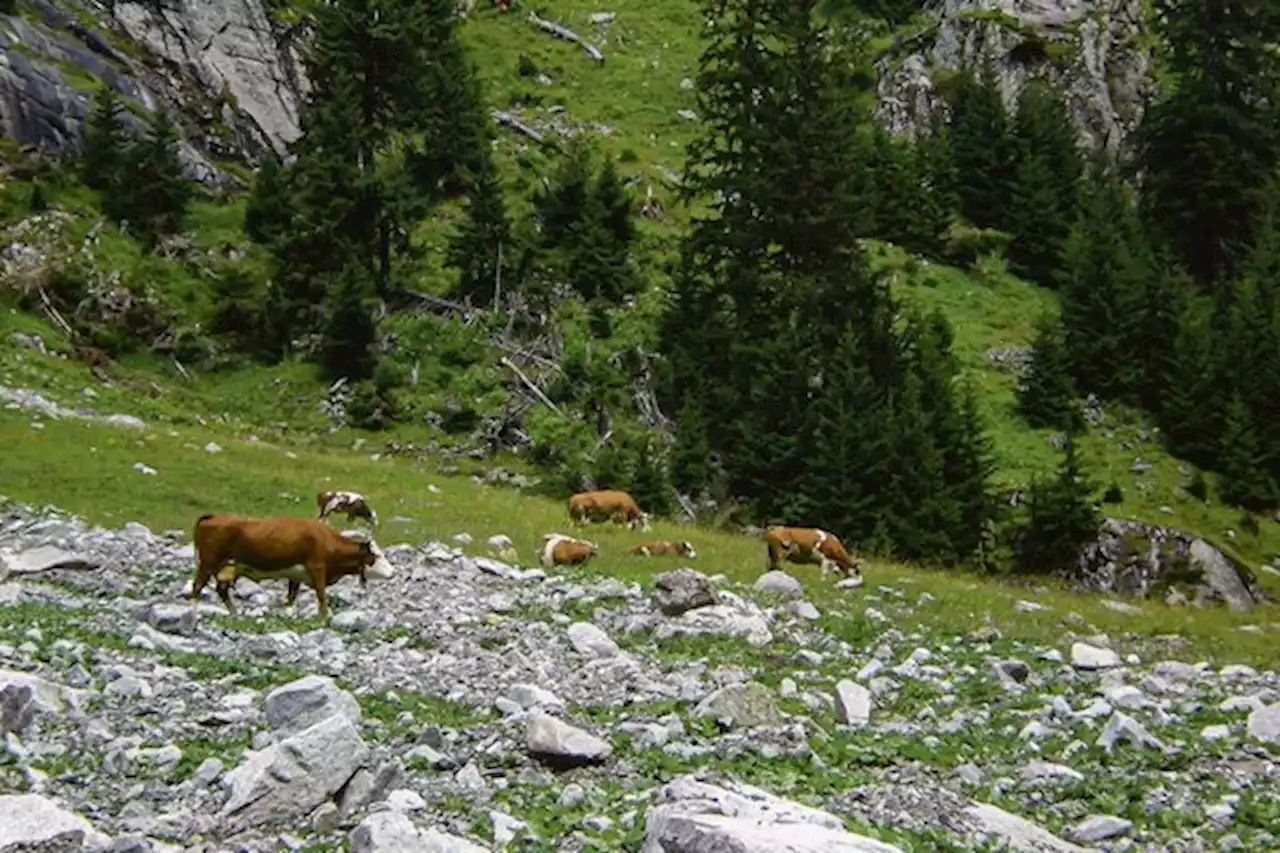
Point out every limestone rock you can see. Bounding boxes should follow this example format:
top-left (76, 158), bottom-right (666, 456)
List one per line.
top-left (264, 674), bottom-right (362, 735)
top-left (642, 775), bottom-right (905, 852)
top-left (0, 793), bottom-right (113, 851)
top-left (219, 714), bottom-right (370, 831)
top-left (694, 682), bottom-right (783, 728)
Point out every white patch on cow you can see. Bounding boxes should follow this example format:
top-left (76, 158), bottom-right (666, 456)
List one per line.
top-left (684, 541), bottom-right (697, 559)
top-left (364, 542), bottom-right (395, 581)
top-left (340, 528), bottom-right (372, 544)
top-left (540, 534), bottom-right (570, 567)
top-left (323, 490), bottom-right (367, 518)
top-left (639, 546), bottom-right (651, 557)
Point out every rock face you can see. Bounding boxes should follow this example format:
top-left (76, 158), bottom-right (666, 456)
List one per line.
top-left (875, 0), bottom-right (1152, 156)
top-left (1072, 518), bottom-right (1265, 610)
top-left (0, 0), bottom-right (306, 181)
top-left (0, 792), bottom-right (113, 851)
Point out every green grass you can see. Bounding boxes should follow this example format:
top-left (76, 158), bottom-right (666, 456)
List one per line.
top-left (1, 405), bottom-right (1277, 669)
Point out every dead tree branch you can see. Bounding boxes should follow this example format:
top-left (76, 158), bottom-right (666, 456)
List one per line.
top-left (527, 12), bottom-right (604, 62)
top-left (491, 109), bottom-right (547, 145)
top-left (501, 356), bottom-right (565, 418)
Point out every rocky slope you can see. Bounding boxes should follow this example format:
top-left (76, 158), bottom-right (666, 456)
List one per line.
top-left (875, 0), bottom-right (1152, 154)
top-left (1, 498), bottom-right (1277, 852)
top-left (1, 0), bottom-right (305, 184)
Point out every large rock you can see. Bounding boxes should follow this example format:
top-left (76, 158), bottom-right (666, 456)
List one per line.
top-left (874, 0), bottom-right (1151, 157)
top-left (264, 674), bottom-right (362, 736)
top-left (653, 568), bottom-right (720, 616)
top-left (219, 714), bottom-right (370, 831)
top-left (349, 811), bottom-right (488, 853)
top-left (0, 669), bottom-right (88, 719)
top-left (0, 793), bottom-right (113, 852)
top-left (0, 543), bottom-right (99, 574)
top-left (694, 682), bottom-right (784, 728)
top-left (1070, 518), bottom-right (1264, 609)
top-left (642, 776), bottom-right (905, 853)
top-left (653, 591), bottom-right (773, 647)
top-left (1246, 702), bottom-right (1280, 745)
top-left (525, 711), bottom-right (612, 768)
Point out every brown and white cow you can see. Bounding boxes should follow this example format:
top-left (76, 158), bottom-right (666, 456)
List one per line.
top-left (317, 490), bottom-right (377, 526)
top-left (763, 525), bottom-right (863, 581)
top-left (190, 514), bottom-right (395, 619)
top-left (629, 539), bottom-right (697, 559)
top-left (538, 533), bottom-right (599, 568)
top-left (567, 489), bottom-right (651, 531)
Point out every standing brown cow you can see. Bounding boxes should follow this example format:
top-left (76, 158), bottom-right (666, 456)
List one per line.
top-left (567, 489), bottom-right (651, 531)
top-left (763, 525), bottom-right (863, 581)
top-left (191, 514), bottom-right (395, 619)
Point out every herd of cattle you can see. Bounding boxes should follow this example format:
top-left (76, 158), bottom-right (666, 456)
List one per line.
top-left (189, 488), bottom-right (866, 620)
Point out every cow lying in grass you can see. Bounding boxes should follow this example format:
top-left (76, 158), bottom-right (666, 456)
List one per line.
top-left (317, 490), bottom-right (377, 526)
top-left (567, 489), bottom-right (651, 531)
top-left (763, 525), bottom-right (863, 582)
top-left (539, 533), bottom-right (599, 567)
top-left (191, 514), bottom-right (395, 619)
top-left (629, 539), bottom-right (697, 559)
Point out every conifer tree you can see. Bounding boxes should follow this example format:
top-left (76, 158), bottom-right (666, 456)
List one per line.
top-left (1137, 0), bottom-right (1280, 287)
top-left (122, 109), bottom-right (192, 248)
top-left (1134, 251), bottom-right (1192, 412)
top-left (81, 85), bottom-right (129, 196)
top-left (1158, 292), bottom-right (1220, 465)
top-left (1217, 394), bottom-right (1273, 510)
top-left (1056, 159), bottom-right (1147, 400)
top-left (446, 159), bottom-right (512, 307)
top-left (244, 151), bottom-right (292, 248)
top-left (318, 264), bottom-right (379, 383)
top-left (669, 398), bottom-right (713, 497)
top-left (1013, 435), bottom-right (1101, 576)
top-left (1004, 80), bottom-right (1082, 286)
top-left (1017, 314), bottom-right (1082, 432)
top-left (942, 65), bottom-right (1015, 231)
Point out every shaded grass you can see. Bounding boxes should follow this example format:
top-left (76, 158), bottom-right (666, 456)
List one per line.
top-left (1, 409), bottom-right (1277, 670)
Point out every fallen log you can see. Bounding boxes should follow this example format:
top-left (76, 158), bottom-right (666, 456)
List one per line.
top-left (491, 109), bottom-right (547, 145)
top-left (527, 12), bottom-right (604, 63)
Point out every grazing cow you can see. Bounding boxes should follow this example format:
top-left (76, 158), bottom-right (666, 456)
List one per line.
top-left (763, 525), bottom-right (863, 581)
top-left (191, 514), bottom-right (395, 619)
top-left (317, 490), bottom-right (377, 526)
top-left (629, 539), bottom-right (697, 559)
top-left (567, 489), bottom-right (651, 531)
top-left (538, 533), bottom-right (599, 568)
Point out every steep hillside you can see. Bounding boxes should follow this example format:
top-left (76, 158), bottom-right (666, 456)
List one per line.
top-left (3, 0), bottom-right (1280, 575)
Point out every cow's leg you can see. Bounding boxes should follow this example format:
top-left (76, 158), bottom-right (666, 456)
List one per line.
top-left (190, 555), bottom-right (219, 608)
top-left (285, 580), bottom-right (302, 608)
top-left (307, 562), bottom-right (330, 619)
top-left (214, 571), bottom-right (238, 616)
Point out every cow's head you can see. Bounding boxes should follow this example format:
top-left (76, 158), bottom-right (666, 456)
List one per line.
top-left (680, 540), bottom-right (698, 559)
top-left (340, 529), bottom-right (396, 584)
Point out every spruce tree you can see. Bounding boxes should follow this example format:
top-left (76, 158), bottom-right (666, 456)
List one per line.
top-left (1137, 0), bottom-right (1280, 287)
top-left (81, 85), bottom-right (129, 196)
top-left (1004, 80), bottom-right (1082, 286)
top-left (1217, 395), bottom-right (1273, 510)
top-left (122, 109), bottom-right (192, 248)
top-left (1158, 291), bottom-right (1220, 465)
top-left (1056, 159), bottom-right (1147, 401)
top-left (446, 158), bottom-right (512, 307)
top-left (244, 151), bottom-right (292, 248)
top-left (1134, 250), bottom-right (1192, 412)
top-left (942, 65), bottom-right (1015, 231)
top-left (1017, 314), bottom-right (1082, 432)
top-left (1013, 435), bottom-right (1101, 576)
top-left (319, 263), bottom-right (379, 383)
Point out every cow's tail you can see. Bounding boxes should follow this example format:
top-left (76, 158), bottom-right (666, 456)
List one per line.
top-left (196, 513), bottom-right (215, 525)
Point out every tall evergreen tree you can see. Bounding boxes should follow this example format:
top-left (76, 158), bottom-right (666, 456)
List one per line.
top-left (243, 150), bottom-right (292, 248)
top-left (1217, 394), bottom-right (1273, 510)
top-left (941, 65), bottom-right (1015, 231)
top-left (1137, 0), bottom-right (1280, 287)
top-left (1013, 436), bottom-right (1101, 576)
top-left (1158, 290), bottom-right (1219, 465)
top-left (122, 109), bottom-right (192, 248)
top-left (1017, 314), bottom-right (1082, 432)
top-left (318, 263), bottom-right (379, 383)
top-left (1004, 79), bottom-right (1082, 286)
top-left (1056, 158), bottom-right (1148, 401)
top-left (446, 158), bottom-right (512, 307)
top-left (81, 85), bottom-right (129, 196)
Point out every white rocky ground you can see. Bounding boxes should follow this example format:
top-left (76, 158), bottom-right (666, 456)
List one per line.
top-left (0, 498), bottom-right (1277, 853)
